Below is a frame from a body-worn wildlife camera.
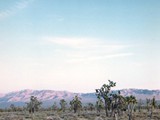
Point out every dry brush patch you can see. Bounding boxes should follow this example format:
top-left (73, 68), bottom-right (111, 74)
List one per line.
top-left (0, 109), bottom-right (160, 120)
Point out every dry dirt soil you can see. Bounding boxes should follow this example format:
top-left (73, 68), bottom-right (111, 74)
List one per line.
top-left (0, 109), bottom-right (160, 120)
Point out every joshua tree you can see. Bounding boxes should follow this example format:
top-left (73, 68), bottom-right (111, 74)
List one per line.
top-left (60, 99), bottom-right (67, 112)
top-left (52, 102), bottom-right (58, 111)
top-left (26, 96), bottom-right (42, 114)
top-left (70, 95), bottom-right (82, 113)
top-left (110, 91), bottom-right (126, 119)
top-left (10, 104), bottom-right (16, 112)
top-left (95, 80), bottom-right (116, 116)
top-left (87, 103), bottom-right (94, 111)
top-left (125, 95), bottom-right (137, 120)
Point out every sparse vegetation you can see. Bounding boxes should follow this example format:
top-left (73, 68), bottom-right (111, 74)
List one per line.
top-left (0, 80), bottom-right (160, 120)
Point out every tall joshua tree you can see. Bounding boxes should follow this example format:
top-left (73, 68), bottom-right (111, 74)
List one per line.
top-left (70, 95), bottom-right (82, 113)
top-left (96, 80), bottom-right (116, 116)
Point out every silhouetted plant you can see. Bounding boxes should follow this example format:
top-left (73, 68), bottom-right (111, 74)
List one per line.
top-left (87, 103), bottom-right (94, 111)
top-left (125, 95), bottom-right (137, 120)
top-left (60, 99), bottom-right (67, 112)
top-left (96, 96), bottom-right (104, 114)
top-left (26, 96), bottom-right (42, 114)
top-left (10, 104), bottom-right (16, 112)
top-left (149, 96), bottom-right (156, 119)
top-left (110, 91), bottom-right (126, 119)
top-left (52, 102), bottom-right (58, 111)
top-left (95, 80), bottom-right (116, 116)
top-left (70, 95), bottom-right (82, 113)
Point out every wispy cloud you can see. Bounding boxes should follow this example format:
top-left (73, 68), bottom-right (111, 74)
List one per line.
top-left (44, 37), bottom-right (92, 48)
top-left (0, 0), bottom-right (34, 20)
top-left (43, 36), bottom-right (134, 62)
top-left (44, 37), bottom-right (130, 49)
top-left (67, 53), bottom-right (134, 63)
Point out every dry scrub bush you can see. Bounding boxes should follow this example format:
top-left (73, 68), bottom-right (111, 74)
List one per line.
top-left (94, 117), bottom-right (104, 120)
top-left (46, 115), bottom-right (62, 120)
top-left (4, 114), bottom-right (24, 120)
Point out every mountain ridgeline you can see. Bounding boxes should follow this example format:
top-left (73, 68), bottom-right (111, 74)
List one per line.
top-left (0, 89), bottom-right (160, 108)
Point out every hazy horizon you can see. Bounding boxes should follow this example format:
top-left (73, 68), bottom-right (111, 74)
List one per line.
top-left (0, 0), bottom-right (160, 93)
top-left (1, 87), bottom-right (160, 94)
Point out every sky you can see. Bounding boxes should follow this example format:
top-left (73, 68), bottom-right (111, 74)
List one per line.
top-left (0, 0), bottom-right (160, 93)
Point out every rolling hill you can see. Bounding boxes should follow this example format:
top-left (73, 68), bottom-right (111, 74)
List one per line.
top-left (0, 89), bottom-right (160, 108)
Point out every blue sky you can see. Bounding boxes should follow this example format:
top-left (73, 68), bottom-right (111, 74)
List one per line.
top-left (0, 0), bottom-right (160, 93)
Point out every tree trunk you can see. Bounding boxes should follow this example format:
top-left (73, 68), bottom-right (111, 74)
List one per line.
top-left (105, 100), bottom-right (108, 116)
top-left (128, 115), bottom-right (131, 120)
top-left (128, 113), bottom-right (132, 120)
top-left (74, 104), bottom-right (77, 113)
top-left (150, 107), bottom-right (153, 120)
top-left (128, 104), bottom-right (134, 120)
top-left (115, 113), bottom-right (118, 120)
top-left (74, 108), bottom-right (77, 113)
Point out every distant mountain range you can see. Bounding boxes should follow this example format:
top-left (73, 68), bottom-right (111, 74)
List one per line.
top-left (0, 89), bottom-right (160, 108)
